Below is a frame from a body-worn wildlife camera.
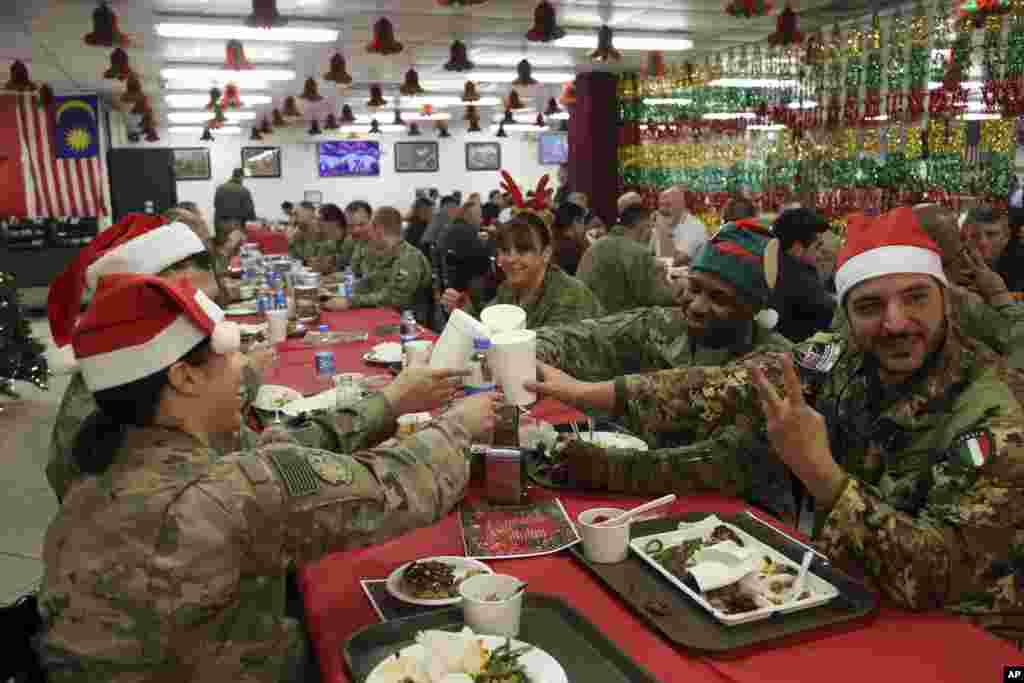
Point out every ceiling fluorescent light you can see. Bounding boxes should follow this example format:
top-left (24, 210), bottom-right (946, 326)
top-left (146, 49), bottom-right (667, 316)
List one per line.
top-left (165, 81), bottom-right (271, 91)
top-left (400, 96), bottom-right (501, 108)
top-left (470, 71), bottom-right (576, 84)
top-left (168, 111), bottom-right (257, 124)
top-left (161, 68), bottom-right (295, 83)
top-left (156, 23), bottom-right (338, 42)
top-left (402, 112), bottom-right (453, 121)
top-left (748, 124), bottom-right (786, 131)
top-left (643, 98), bottom-right (693, 106)
top-left (554, 33), bottom-right (693, 51)
top-left (548, 111), bottom-right (570, 120)
top-left (710, 78), bottom-right (798, 88)
top-left (962, 112), bottom-right (1000, 120)
top-left (490, 124), bottom-right (545, 132)
top-left (169, 126), bottom-right (242, 134)
top-left (490, 111), bottom-right (539, 122)
top-left (786, 101), bottom-right (817, 109)
top-left (165, 94), bottom-right (272, 108)
top-left (702, 112), bottom-right (756, 120)
top-left (927, 80), bottom-right (982, 91)
top-left (865, 115), bottom-right (889, 121)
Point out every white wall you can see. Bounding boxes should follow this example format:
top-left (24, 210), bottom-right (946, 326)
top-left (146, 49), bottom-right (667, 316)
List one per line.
top-left (113, 125), bottom-right (557, 222)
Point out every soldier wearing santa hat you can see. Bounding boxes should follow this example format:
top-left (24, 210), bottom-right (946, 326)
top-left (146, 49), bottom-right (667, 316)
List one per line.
top-left (35, 274), bottom-right (496, 681)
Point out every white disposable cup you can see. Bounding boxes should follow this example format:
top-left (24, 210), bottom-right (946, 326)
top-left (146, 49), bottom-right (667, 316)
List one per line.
top-left (266, 310), bottom-right (289, 344)
top-left (578, 507), bottom-right (631, 564)
top-left (489, 329), bottom-right (537, 406)
top-left (458, 573), bottom-right (524, 638)
top-left (429, 309), bottom-right (490, 370)
top-left (404, 340), bottom-right (433, 368)
top-left (481, 304), bottom-right (527, 334)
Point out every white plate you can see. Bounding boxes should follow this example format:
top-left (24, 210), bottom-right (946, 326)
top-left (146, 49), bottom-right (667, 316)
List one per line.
top-left (281, 388), bottom-right (337, 416)
top-left (366, 342), bottom-right (403, 364)
top-left (225, 303), bottom-right (259, 316)
top-left (629, 515), bottom-right (839, 626)
top-left (252, 385), bottom-right (303, 412)
top-left (578, 431), bottom-right (649, 451)
top-left (385, 556), bottom-right (493, 607)
top-left (366, 634), bottom-right (567, 683)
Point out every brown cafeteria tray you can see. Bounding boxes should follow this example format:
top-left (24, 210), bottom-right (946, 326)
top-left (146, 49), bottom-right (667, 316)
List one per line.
top-left (569, 512), bottom-right (878, 656)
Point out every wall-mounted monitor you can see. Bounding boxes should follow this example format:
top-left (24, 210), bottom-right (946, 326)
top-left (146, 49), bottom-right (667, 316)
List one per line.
top-left (538, 132), bottom-right (568, 165)
top-left (319, 140), bottom-right (381, 177)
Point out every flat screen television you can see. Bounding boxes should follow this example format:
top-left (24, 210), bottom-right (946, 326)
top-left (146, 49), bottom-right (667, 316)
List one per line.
top-left (319, 141), bottom-right (381, 177)
top-left (538, 132), bottom-right (568, 165)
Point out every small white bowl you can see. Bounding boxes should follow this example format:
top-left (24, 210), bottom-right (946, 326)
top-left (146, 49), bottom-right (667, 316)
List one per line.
top-left (458, 573), bottom-right (524, 638)
top-left (578, 507), bottom-right (631, 564)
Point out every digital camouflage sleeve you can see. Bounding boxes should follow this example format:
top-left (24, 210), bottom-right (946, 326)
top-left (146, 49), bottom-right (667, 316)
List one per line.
top-left (349, 242), bottom-right (431, 310)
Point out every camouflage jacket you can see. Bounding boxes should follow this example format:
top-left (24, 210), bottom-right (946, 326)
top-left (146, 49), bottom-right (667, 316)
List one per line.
top-left (603, 329), bottom-right (1024, 637)
top-left (536, 306), bottom-right (793, 382)
top-left (466, 266), bottom-right (604, 331)
top-left (38, 415), bottom-right (471, 682)
top-left (576, 235), bottom-right (676, 314)
top-left (288, 236), bottom-right (346, 270)
top-left (348, 240), bottom-right (432, 311)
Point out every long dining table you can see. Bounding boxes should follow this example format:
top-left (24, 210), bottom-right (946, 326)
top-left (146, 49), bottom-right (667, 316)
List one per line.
top-left (254, 307), bottom-right (1021, 683)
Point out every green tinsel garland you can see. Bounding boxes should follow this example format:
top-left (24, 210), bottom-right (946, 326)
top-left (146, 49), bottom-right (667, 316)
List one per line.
top-left (1006, 25), bottom-right (1024, 78)
top-left (909, 47), bottom-right (929, 88)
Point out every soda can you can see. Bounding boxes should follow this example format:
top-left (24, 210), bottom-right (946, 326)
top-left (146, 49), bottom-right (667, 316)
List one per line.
top-left (314, 351), bottom-right (336, 377)
top-left (257, 293), bottom-right (271, 314)
top-left (274, 290), bottom-right (287, 310)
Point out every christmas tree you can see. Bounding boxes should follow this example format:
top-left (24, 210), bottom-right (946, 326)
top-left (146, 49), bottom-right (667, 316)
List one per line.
top-left (0, 271), bottom-right (49, 400)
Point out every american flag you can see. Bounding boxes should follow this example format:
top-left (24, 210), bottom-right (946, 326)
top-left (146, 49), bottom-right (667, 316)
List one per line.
top-left (12, 93), bottom-right (109, 218)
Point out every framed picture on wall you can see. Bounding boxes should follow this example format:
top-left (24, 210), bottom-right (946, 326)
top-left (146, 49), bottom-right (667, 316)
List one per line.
top-left (465, 142), bottom-right (501, 172)
top-left (241, 146), bottom-right (282, 178)
top-left (395, 141), bottom-right (439, 173)
top-left (171, 148), bottom-right (211, 181)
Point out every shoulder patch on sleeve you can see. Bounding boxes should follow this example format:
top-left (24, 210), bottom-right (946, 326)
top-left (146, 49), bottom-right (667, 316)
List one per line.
top-left (237, 455), bottom-right (270, 484)
top-left (306, 450), bottom-right (355, 486)
top-left (950, 429), bottom-right (994, 468)
top-left (266, 450), bottom-right (322, 497)
top-left (796, 340), bottom-right (844, 373)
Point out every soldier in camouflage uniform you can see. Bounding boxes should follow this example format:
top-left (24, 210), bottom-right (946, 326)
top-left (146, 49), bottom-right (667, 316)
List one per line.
top-left (532, 207), bottom-right (1024, 639)
top-left (37, 274), bottom-right (496, 682)
top-left (322, 207), bottom-right (432, 315)
top-left (576, 205), bottom-right (676, 314)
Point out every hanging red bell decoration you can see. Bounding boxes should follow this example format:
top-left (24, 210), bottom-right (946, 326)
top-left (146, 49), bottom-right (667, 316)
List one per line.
top-left (646, 51), bottom-right (666, 78)
top-left (422, 104), bottom-right (435, 116)
top-left (544, 97), bottom-right (561, 116)
top-left (496, 122), bottom-right (509, 137)
top-left (5, 60), bottom-right (36, 91)
top-left (367, 85), bottom-right (388, 108)
top-left (804, 31), bottom-right (824, 66)
top-left (369, 119), bottom-right (382, 134)
top-left (205, 87), bottom-right (222, 111)
top-left (526, 1), bottom-right (566, 42)
top-left (308, 118), bottom-right (322, 135)
top-left (200, 127), bottom-right (215, 142)
top-left (300, 77), bottom-right (323, 102)
top-left (104, 48), bottom-right (133, 80)
top-left (260, 117), bottom-right (273, 135)
top-left (141, 110), bottom-right (159, 139)
top-left (558, 81), bottom-right (576, 107)
top-left (340, 104), bottom-right (356, 124)
top-left (144, 127), bottom-right (160, 143)
top-left (445, 40), bottom-right (474, 72)
top-left (121, 74), bottom-right (145, 104)
top-left (767, 5), bottom-right (803, 46)
top-left (246, 0), bottom-right (287, 29)
top-left (467, 115), bottom-right (482, 133)
top-left (464, 105), bottom-right (480, 121)
top-left (37, 84), bottom-right (55, 109)
top-left (505, 90), bottom-right (526, 111)
top-left (272, 108), bottom-right (286, 126)
top-left (84, 1), bottom-right (135, 48)
top-left (283, 95), bottom-right (303, 118)
top-left (590, 26), bottom-right (621, 63)
top-left (408, 121), bottom-right (422, 136)
top-left (221, 83), bottom-right (243, 109)
top-left (502, 108), bottom-right (515, 124)
top-left (225, 39), bottom-right (252, 70)
top-left (461, 81), bottom-right (481, 102)
top-left (367, 18), bottom-right (404, 55)
top-left (250, 126), bottom-right (263, 141)
top-left (211, 106), bottom-right (227, 125)
top-left (400, 68), bottom-right (425, 96)
top-left (534, 113), bottom-right (546, 127)
top-left (437, 121), bottom-right (452, 137)
top-left (514, 60), bottom-right (538, 87)
top-left (323, 53), bottom-right (353, 85)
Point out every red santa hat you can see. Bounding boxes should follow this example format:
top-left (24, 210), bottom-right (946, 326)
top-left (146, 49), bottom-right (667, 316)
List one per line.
top-left (47, 213), bottom-right (207, 370)
top-left (72, 273), bottom-right (239, 393)
top-left (835, 206), bottom-right (948, 303)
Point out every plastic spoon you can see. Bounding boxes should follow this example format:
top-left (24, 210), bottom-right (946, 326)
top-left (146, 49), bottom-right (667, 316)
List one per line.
top-left (594, 494), bottom-right (677, 528)
top-left (789, 550), bottom-right (814, 603)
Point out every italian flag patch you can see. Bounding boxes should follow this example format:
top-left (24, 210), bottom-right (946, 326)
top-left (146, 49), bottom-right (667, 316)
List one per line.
top-left (952, 430), bottom-right (993, 468)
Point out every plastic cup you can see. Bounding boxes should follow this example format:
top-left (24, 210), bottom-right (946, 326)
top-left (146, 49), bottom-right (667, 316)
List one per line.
top-left (429, 309), bottom-right (490, 371)
top-left (481, 304), bottom-right (527, 334)
top-left (266, 310), bottom-right (289, 345)
top-left (397, 412), bottom-right (432, 437)
top-left (458, 573), bottom-right (524, 638)
top-left (404, 340), bottom-right (433, 369)
top-left (489, 329), bottom-right (537, 406)
top-left (578, 507), bottom-right (631, 564)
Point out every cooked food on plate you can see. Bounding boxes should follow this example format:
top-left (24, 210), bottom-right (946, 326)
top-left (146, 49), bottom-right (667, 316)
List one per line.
top-left (705, 583), bottom-right (761, 615)
top-left (375, 628), bottom-right (534, 683)
top-left (708, 524), bottom-right (744, 547)
top-left (401, 561), bottom-right (486, 600)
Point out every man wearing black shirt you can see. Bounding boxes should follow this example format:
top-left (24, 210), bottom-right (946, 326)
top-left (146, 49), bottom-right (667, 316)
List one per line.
top-left (770, 208), bottom-right (836, 342)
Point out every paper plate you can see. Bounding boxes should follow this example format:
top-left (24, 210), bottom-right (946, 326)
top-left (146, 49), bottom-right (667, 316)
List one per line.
top-left (366, 342), bottom-right (403, 364)
top-left (385, 556), bottom-right (492, 607)
top-left (252, 385), bottom-right (303, 412)
top-left (281, 388), bottom-right (337, 416)
top-left (579, 431), bottom-right (649, 451)
top-left (366, 634), bottom-right (567, 683)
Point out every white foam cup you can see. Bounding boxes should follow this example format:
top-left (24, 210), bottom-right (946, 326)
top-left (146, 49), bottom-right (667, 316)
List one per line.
top-left (489, 329), bottom-right (537, 406)
top-left (265, 310), bottom-right (289, 345)
top-left (429, 309), bottom-right (490, 370)
top-left (481, 304), bottom-right (527, 334)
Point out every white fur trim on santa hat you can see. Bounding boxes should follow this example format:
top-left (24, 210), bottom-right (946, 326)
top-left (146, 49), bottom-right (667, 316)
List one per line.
top-left (836, 244), bottom-right (948, 303)
top-left (85, 223), bottom-right (206, 289)
top-left (78, 314), bottom-right (208, 392)
top-left (211, 321), bottom-right (240, 354)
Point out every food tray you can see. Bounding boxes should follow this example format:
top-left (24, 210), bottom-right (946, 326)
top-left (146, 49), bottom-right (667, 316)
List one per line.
top-left (344, 592), bottom-right (660, 683)
top-left (570, 512), bottom-right (878, 656)
top-left (630, 515), bottom-right (839, 626)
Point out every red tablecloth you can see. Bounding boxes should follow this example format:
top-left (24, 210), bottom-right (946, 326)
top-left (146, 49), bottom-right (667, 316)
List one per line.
top-left (245, 228), bottom-right (289, 255)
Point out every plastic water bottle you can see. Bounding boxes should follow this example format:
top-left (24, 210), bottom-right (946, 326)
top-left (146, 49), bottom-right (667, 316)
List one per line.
top-left (400, 310), bottom-right (419, 346)
top-left (273, 272), bottom-right (287, 310)
top-left (465, 337), bottom-right (496, 395)
top-left (342, 267), bottom-right (355, 299)
top-left (315, 323), bottom-right (331, 345)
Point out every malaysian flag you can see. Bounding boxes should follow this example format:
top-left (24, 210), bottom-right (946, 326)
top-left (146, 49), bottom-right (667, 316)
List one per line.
top-left (11, 93), bottom-right (109, 218)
